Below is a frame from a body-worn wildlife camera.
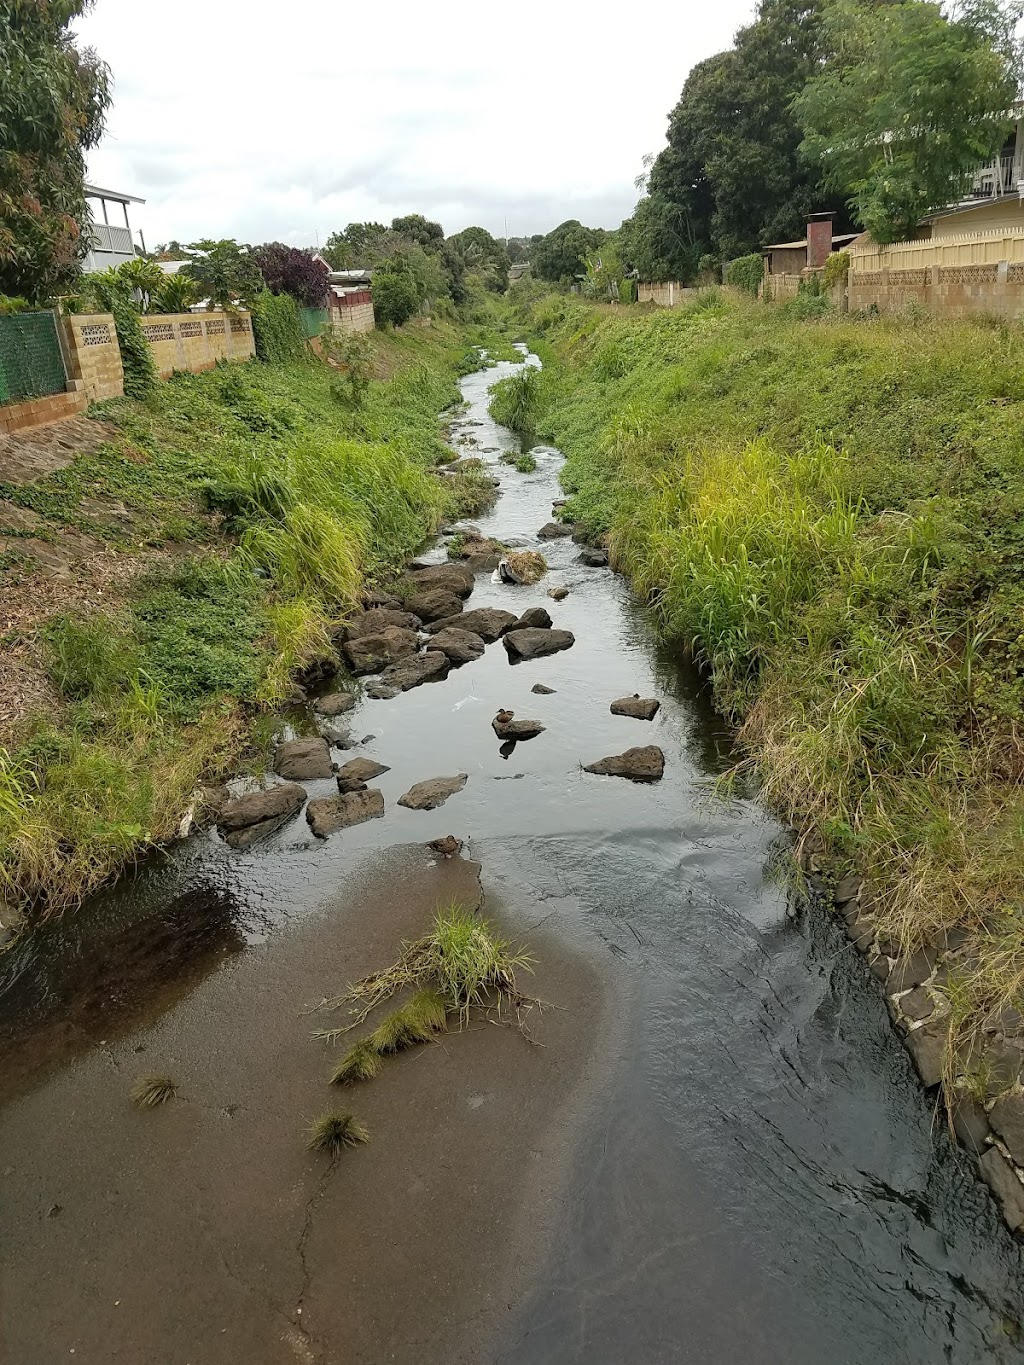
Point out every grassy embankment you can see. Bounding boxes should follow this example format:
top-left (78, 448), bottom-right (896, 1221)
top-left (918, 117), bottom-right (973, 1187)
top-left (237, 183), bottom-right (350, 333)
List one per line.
top-left (0, 321), bottom-right (512, 917)
top-left (526, 290), bottom-right (1024, 1081)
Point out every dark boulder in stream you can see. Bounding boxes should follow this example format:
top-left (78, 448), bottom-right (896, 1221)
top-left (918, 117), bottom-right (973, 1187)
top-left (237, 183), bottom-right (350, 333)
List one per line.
top-left (274, 738), bottom-right (333, 780)
top-left (531, 683), bottom-right (556, 694)
top-left (314, 691), bottom-right (357, 717)
top-left (345, 608), bottom-right (422, 640)
top-left (344, 627), bottom-right (419, 675)
top-left (405, 588), bottom-right (464, 623)
top-left (583, 745), bottom-right (665, 782)
top-left (492, 711), bottom-right (545, 741)
top-left (502, 627), bottom-right (575, 661)
top-left (217, 782), bottom-right (306, 848)
top-left (426, 627), bottom-right (486, 665)
top-left (397, 774), bottom-right (468, 810)
top-left (547, 586), bottom-right (569, 601)
top-left (610, 695), bottom-right (661, 721)
top-left (403, 562), bottom-right (474, 599)
top-left (364, 650), bottom-right (450, 698)
top-left (306, 788), bottom-right (385, 838)
top-left (578, 547), bottom-right (610, 568)
top-left (335, 758), bottom-right (390, 793)
top-left (426, 607), bottom-right (518, 642)
top-left (537, 522), bottom-right (573, 539)
top-left (515, 606), bottom-right (552, 630)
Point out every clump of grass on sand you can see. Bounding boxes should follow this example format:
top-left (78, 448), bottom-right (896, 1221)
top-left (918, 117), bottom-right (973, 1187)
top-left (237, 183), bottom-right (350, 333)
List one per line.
top-left (306, 1111), bottom-right (369, 1156)
top-left (503, 550), bottom-right (547, 584)
top-left (369, 987), bottom-right (449, 1053)
top-left (130, 1074), bottom-right (177, 1108)
top-left (330, 1037), bottom-right (384, 1086)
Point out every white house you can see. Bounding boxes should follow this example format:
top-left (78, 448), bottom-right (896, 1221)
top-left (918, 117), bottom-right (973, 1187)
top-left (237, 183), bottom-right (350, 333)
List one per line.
top-left (82, 184), bottom-right (146, 272)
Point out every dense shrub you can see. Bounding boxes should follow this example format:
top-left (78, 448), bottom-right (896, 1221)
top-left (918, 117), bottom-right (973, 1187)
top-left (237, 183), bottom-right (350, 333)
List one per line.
top-left (252, 243), bottom-right (330, 307)
top-left (373, 271), bottom-right (420, 328)
top-left (249, 291), bottom-right (307, 364)
top-left (724, 253), bottom-right (764, 296)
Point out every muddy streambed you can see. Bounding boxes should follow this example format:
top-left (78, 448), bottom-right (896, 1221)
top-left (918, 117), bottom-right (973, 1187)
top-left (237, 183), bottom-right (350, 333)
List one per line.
top-left (3, 350), bottom-right (1024, 1364)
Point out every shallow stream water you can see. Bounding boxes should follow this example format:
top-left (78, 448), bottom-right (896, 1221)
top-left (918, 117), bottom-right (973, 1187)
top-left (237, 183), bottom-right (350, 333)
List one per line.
top-left (3, 349), bottom-right (1024, 1363)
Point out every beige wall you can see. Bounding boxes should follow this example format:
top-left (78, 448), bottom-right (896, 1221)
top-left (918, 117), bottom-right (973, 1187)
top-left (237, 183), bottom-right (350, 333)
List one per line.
top-left (763, 273), bottom-right (802, 301)
top-left (62, 313), bottom-right (124, 402)
top-left (848, 228), bottom-right (1024, 318)
top-left (329, 299), bottom-right (375, 335)
top-left (0, 389), bottom-right (88, 436)
top-left (140, 311), bottom-right (255, 379)
top-left (636, 282), bottom-right (699, 307)
top-left (930, 199), bottom-right (1024, 239)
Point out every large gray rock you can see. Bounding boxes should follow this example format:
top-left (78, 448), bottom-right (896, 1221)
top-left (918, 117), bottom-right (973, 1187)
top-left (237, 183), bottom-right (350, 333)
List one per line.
top-left (344, 627), bottom-right (419, 675)
top-left (364, 650), bottom-right (450, 699)
top-left (492, 711), bottom-right (545, 740)
top-left (307, 788), bottom-right (385, 838)
top-left (951, 1097), bottom-right (992, 1156)
top-left (315, 691), bottom-right (357, 717)
top-left (578, 547), bottom-right (609, 568)
top-left (426, 607), bottom-right (518, 643)
top-left (547, 586), bottom-right (569, 601)
top-left (466, 552), bottom-right (501, 574)
top-left (404, 562), bottom-right (474, 599)
top-left (502, 627), bottom-right (575, 661)
top-left (397, 774), bottom-right (468, 810)
top-left (346, 608), bottom-right (422, 640)
top-left (979, 1148), bottom-right (1024, 1231)
top-left (406, 588), bottom-right (464, 623)
top-left (583, 746), bottom-right (665, 782)
top-left (885, 949), bottom-right (937, 996)
top-left (537, 521), bottom-right (573, 539)
top-left (426, 627), bottom-right (486, 665)
top-left (274, 738), bottom-right (333, 780)
top-left (903, 1016), bottom-right (948, 1088)
top-left (516, 606), bottom-right (552, 630)
top-left (532, 683), bottom-right (556, 695)
top-left (336, 757), bottom-right (390, 793)
top-left (218, 783), bottom-right (306, 848)
top-left (610, 695), bottom-right (660, 721)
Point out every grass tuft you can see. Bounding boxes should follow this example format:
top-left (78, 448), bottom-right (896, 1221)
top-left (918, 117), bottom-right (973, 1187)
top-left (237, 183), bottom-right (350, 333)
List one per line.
top-left (330, 1037), bottom-right (384, 1085)
top-left (306, 1111), bottom-right (369, 1156)
top-left (130, 1074), bottom-right (177, 1108)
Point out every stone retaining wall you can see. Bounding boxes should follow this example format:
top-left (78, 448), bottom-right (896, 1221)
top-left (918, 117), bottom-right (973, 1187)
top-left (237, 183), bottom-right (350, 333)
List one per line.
top-left (807, 848), bottom-right (1024, 1231)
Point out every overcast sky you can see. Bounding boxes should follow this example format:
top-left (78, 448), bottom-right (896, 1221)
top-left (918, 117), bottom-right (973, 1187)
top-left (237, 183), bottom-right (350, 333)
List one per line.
top-left (76, 0), bottom-right (756, 250)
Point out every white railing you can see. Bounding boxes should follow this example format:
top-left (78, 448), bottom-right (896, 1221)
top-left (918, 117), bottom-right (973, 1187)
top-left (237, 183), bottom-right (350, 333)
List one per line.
top-left (963, 153), bottom-right (1020, 201)
top-left (88, 222), bottom-right (134, 255)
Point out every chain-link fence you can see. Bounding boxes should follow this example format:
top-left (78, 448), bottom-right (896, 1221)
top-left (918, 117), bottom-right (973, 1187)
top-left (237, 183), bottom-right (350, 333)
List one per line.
top-left (0, 312), bottom-right (68, 406)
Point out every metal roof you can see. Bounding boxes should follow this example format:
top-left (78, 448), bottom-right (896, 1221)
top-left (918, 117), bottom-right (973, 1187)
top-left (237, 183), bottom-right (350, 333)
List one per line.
top-left (761, 232), bottom-right (860, 252)
top-left (84, 183), bottom-right (146, 205)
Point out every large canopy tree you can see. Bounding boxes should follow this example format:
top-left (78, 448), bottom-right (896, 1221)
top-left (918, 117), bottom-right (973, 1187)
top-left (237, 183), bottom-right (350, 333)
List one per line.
top-left (794, 0), bottom-right (1024, 243)
top-left (0, 0), bottom-right (112, 301)
top-left (533, 220), bottom-right (606, 282)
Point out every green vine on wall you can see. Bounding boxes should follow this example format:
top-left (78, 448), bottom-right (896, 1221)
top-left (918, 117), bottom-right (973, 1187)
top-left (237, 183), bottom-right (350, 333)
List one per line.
top-left (724, 253), bottom-right (764, 296)
top-left (249, 292), bottom-right (307, 365)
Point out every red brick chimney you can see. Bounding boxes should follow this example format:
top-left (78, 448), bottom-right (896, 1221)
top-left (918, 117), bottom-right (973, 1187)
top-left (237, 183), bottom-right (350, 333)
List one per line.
top-left (806, 212), bottom-right (834, 270)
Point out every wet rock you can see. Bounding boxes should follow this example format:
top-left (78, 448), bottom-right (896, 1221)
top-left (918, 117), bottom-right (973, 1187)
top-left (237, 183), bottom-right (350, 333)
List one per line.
top-left (426, 627), bottom-right (486, 665)
top-left (979, 1148), bottom-right (1024, 1231)
top-left (315, 691), bottom-right (357, 717)
top-left (344, 627), bottom-right (419, 675)
top-left (492, 710), bottom-right (545, 741)
top-left (503, 627), bottom-right (575, 661)
top-left (904, 1016), bottom-right (948, 1088)
top-left (899, 986), bottom-right (934, 1022)
top-left (425, 607), bottom-right (518, 642)
top-left (218, 783), bottom-right (306, 847)
top-left (980, 1040), bottom-right (1023, 1091)
top-left (532, 683), bottom-right (556, 695)
top-left (406, 589), bottom-right (464, 623)
top-left (466, 552), bottom-right (501, 574)
top-left (320, 725), bottom-right (355, 748)
top-left (444, 522), bottom-right (482, 538)
top-left (845, 916), bottom-right (875, 950)
top-left (285, 683), bottom-right (307, 704)
top-left (610, 695), bottom-right (660, 721)
top-left (362, 590), bottom-right (402, 610)
top-left (885, 949), bottom-right (937, 996)
top-left (346, 608), bottom-right (422, 640)
top-left (578, 547), bottom-right (609, 568)
top-left (834, 874), bottom-right (861, 906)
top-left (306, 788), bottom-right (385, 838)
top-left (548, 586), bottom-right (569, 601)
top-left (583, 746), bottom-right (664, 782)
top-left (336, 757), bottom-right (390, 793)
top-left (868, 952), bottom-right (891, 979)
top-left (448, 534), bottom-right (504, 560)
top-left (274, 738), bottom-right (333, 781)
top-left (403, 562), bottom-right (474, 599)
top-left (951, 1097), bottom-right (992, 1156)
top-left (397, 774), bottom-right (468, 810)
top-left (537, 522), bottom-right (573, 539)
top-left (516, 606), bottom-right (552, 630)
top-left (364, 651), bottom-right (450, 698)
top-left (989, 1095), bottom-right (1024, 1165)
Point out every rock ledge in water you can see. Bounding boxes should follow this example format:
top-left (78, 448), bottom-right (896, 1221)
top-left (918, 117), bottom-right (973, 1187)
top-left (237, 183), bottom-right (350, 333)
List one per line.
top-left (610, 695), bottom-right (661, 721)
top-left (274, 738), bottom-right (333, 781)
top-left (397, 774), bottom-right (469, 810)
top-left (336, 758), bottom-right (390, 793)
top-left (503, 627), bottom-right (574, 662)
top-left (492, 710), bottom-right (545, 741)
top-left (307, 788), bottom-right (385, 837)
top-left (583, 746), bottom-right (665, 782)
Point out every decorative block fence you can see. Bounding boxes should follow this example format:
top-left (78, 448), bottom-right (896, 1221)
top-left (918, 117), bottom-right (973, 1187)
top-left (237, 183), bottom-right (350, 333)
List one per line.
top-left (63, 314), bottom-right (125, 401)
top-left (636, 281), bottom-right (699, 307)
top-left (139, 311), bottom-right (255, 379)
top-left (848, 229), bottom-right (1024, 318)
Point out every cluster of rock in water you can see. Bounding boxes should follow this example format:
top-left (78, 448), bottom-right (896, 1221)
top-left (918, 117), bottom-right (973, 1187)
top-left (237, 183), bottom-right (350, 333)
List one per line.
top-left (809, 848), bottom-right (1024, 1232)
top-left (210, 518), bottom-right (665, 853)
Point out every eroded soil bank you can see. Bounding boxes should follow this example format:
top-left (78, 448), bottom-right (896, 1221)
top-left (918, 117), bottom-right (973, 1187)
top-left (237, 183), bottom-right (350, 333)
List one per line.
top-left (3, 353), bottom-right (1024, 1364)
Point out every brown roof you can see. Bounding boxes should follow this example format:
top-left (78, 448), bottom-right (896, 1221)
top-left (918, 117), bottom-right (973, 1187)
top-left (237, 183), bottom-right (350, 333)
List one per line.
top-left (761, 232), bottom-right (860, 252)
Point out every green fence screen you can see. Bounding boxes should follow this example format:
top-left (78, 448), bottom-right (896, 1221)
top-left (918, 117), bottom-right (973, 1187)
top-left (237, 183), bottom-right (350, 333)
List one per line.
top-left (299, 307), bottom-right (328, 339)
top-left (0, 312), bottom-right (68, 406)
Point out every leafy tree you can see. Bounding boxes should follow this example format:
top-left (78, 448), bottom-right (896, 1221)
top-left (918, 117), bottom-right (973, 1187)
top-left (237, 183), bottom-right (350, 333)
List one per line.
top-left (0, 0), bottom-right (112, 301)
top-left (795, 0), bottom-right (1024, 243)
top-left (115, 256), bottom-right (164, 311)
top-left (322, 222), bottom-right (390, 268)
top-left (618, 195), bottom-right (703, 282)
top-left (252, 242), bottom-right (329, 307)
top-left (505, 236), bottom-right (533, 264)
top-left (446, 226), bottom-right (510, 291)
top-left (533, 220), bottom-right (606, 282)
top-left (391, 214), bottom-right (444, 250)
top-left (182, 239), bottom-right (263, 310)
top-left (373, 271), bottom-right (419, 327)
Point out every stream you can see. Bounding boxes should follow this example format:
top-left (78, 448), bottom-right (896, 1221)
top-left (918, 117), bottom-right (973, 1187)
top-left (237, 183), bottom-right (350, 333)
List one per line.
top-left (3, 347), bottom-right (1024, 1364)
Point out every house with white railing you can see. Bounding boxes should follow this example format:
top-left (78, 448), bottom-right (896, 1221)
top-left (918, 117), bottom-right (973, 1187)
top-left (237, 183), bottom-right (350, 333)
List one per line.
top-left (81, 184), bottom-right (146, 272)
top-left (925, 106), bottom-right (1024, 237)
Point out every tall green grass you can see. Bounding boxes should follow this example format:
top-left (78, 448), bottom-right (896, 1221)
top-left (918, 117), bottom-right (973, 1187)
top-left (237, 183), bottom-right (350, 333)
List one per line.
top-left (488, 365), bottom-right (542, 445)
top-left (534, 292), bottom-right (1024, 1086)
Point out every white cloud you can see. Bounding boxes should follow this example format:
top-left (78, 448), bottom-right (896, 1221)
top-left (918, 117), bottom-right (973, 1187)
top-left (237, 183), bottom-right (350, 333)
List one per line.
top-left (76, 0), bottom-right (756, 248)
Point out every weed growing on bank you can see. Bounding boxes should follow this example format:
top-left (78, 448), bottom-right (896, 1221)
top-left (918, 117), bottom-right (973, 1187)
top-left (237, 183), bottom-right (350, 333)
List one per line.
top-left (531, 292), bottom-right (1024, 1077)
top-left (0, 323), bottom-right (507, 916)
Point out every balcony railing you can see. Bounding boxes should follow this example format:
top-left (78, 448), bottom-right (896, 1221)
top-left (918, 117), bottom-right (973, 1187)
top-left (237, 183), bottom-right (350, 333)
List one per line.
top-left (87, 222), bottom-right (134, 256)
top-left (965, 153), bottom-right (1020, 200)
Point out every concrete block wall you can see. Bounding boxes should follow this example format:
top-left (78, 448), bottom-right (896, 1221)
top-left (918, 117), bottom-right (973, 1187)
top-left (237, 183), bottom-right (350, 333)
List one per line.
top-left (0, 389), bottom-right (88, 435)
top-left (62, 314), bottom-right (124, 401)
top-left (848, 263), bottom-right (1024, 319)
top-left (139, 311), bottom-right (255, 379)
top-left (636, 281), bottom-right (699, 307)
top-left (330, 294), bottom-right (375, 335)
